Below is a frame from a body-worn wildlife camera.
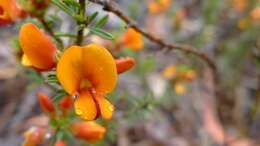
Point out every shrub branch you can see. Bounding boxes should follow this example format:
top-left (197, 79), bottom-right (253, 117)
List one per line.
top-left (88, 0), bottom-right (217, 74)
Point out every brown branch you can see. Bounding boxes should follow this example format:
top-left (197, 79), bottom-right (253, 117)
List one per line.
top-left (75, 0), bottom-right (86, 45)
top-left (89, 0), bottom-right (217, 72)
top-left (37, 17), bottom-right (64, 48)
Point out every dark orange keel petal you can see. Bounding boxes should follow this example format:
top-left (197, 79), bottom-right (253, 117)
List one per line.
top-left (116, 57), bottom-right (135, 74)
top-left (19, 23), bottom-right (57, 70)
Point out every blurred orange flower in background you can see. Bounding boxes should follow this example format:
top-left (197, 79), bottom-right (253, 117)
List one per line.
top-left (57, 44), bottom-right (117, 121)
top-left (121, 28), bottom-right (144, 51)
top-left (148, 0), bottom-right (172, 14)
top-left (22, 127), bottom-right (45, 146)
top-left (161, 64), bottom-right (196, 95)
top-left (174, 82), bottom-right (186, 95)
top-left (232, 0), bottom-right (247, 13)
top-left (70, 121), bottom-right (106, 143)
top-left (19, 23), bottom-right (57, 71)
top-left (250, 7), bottom-right (260, 22)
top-left (0, 0), bottom-right (25, 25)
top-left (161, 65), bottom-right (177, 80)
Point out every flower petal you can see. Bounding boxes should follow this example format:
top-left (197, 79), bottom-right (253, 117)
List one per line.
top-left (97, 96), bottom-right (114, 120)
top-left (19, 23), bottom-right (57, 70)
top-left (82, 44), bottom-right (117, 94)
top-left (56, 46), bottom-right (83, 94)
top-left (0, 0), bottom-right (23, 23)
top-left (21, 54), bottom-right (33, 67)
top-left (71, 121), bottom-right (106, 143)
top-left (74, 90), bottom-right (97, 121)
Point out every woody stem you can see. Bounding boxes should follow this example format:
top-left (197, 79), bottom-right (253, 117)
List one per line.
top-left (75, 0), bottom-right (86, 45)
top-left (37, 17), bottom-right (64, 49)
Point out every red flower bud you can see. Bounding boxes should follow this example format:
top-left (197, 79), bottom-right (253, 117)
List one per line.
top-left (59, 96), bottom-right (73, 110)
top-left (37, 92), bottom-right (55, 114)
top-left (115, 57), bottom-right (135, 74)
top-left (70, 122), bottom-right (106, 143)
top-left (22, 127), bottom-right (45, 146)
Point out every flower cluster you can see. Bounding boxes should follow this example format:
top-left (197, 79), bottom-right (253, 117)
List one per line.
top-left (161, 64), bottom-right (196, 95)
top-left (0, 0), bottom-right (50, 25)
top-left (148, 0), bottom-right (172, 14)
top-left (19, 22), bottom-right (135, 145)
top-left (0, 0), bottom-right (24, 25)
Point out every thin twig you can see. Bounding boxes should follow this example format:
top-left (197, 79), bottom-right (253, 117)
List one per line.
top-left (75, 0), bottom-right (86, 45)
top-left (88, 0), bottom-right (217, 72)
top-left (37, 17), bottom-right (64, 48)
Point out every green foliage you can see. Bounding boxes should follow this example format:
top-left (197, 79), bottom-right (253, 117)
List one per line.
top-left (51, 0), bottom-right (77, 17)
top-left (87, 11), bottom-right (99, 24)
top-left (95, 15), bottom-right (109, 28)
top-left (90, 28), bottom-right (115, 40)
top-left (53, 90), bottom-right (68, 102)
top-left (26, 69), bottom-right (45, 84)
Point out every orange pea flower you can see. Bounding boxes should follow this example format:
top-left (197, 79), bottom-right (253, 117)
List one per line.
top-left (115, 57), bottom-right (135, 74)
top-left (54, 140), bottom-right (66, 146)
top-left (57, 44), bottom-right (117, 121)
top-left (148, 0), bottom-right (172, 14)
top-left (22, 127), bottom-right (45, 146)
top-left (0, 0), bottom-right (25, 25)
top-left (70, 121), bottom-right (106, 143)
top-left (19, 23), bottom-right (57, 70)
top-left (183, 70), bottom-right (196, 82)
top-left (161, 65), bottom-right (177, 80)
top-left (121, 28), bottom-right (143, 51)
top-left (174, 82), bottom-right (186, 95)
top-left (37, 92), bottom-right (55, 115)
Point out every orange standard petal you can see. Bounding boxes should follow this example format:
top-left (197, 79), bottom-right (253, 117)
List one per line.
top-left (115, 57), bottom-right (135, 74)
top-left (70, 121), bottom-right (106, 143)
top-left (122, 28), bottom-right (143, 51)
top-left (19, 23), bottom-right (57, 70)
